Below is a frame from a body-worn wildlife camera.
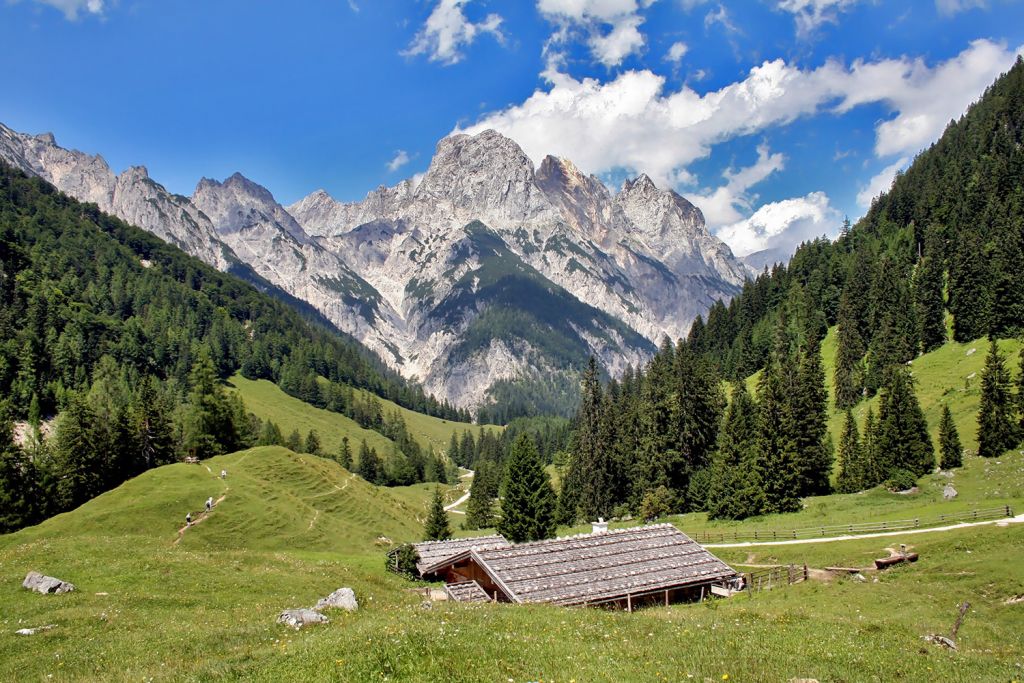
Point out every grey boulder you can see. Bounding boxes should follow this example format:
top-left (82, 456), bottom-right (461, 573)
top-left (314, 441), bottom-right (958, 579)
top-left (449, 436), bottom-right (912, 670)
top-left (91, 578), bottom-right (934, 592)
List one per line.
top-left (277, 608), bottom-right (329, 629)
top-left (22, 571), bottom-right (75, 594)
top-left (315, 587), bottom-right (358, 612)
top-left (943, 484), bottom-right (958, 500)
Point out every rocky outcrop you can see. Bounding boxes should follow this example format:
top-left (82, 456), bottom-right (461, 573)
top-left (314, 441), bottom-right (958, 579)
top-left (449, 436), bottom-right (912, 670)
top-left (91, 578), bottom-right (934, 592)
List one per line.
top-left (22, 571), bottom-right (75, 594)
top-left (314, 587), bottom-right (358, 611)
top-left (1, 122), bottom-right (751, 411)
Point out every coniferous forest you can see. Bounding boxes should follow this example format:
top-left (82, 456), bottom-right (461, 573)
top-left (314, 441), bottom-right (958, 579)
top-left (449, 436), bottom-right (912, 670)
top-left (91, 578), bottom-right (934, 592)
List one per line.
top-left (0, 163), bottom-right (463, 532)
top-left (556, 57), bottom-right (1024, 522)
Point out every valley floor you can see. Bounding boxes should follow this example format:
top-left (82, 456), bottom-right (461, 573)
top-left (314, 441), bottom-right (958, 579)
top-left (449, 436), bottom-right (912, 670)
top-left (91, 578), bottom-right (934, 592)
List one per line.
top-left (2, 447), bottom-right (1022, 682)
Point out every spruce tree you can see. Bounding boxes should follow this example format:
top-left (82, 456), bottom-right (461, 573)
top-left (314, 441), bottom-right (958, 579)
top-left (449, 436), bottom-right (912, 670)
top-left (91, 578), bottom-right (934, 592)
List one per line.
top-left (357, 439), bottom-right (381, 483)
top-left (337, 436), bottom-right (352, 469)
top-left (464, 461), bottom-right (497, 530)
top-left (184, 348), bottom-right (237, 460)
top-left (834, 290), bottom-right (865, 410)
top-left (861, 407), bottom-right (882, 488)
top-left (977, 339), bottom-right (1018, 457)
top-left (498, 435), bottom-right (556, 542)
top-left (754, 361), bottom-right (801, 514)
top-left (949, 233), bottom-right (991, 342)
top-left (706, 384), bottom-right (763, 520)
top-left (284, 429), bottom-right (302, 452)
top-left (258, 420), bottom-right (283, 446)
top-left (938, 405), bottom-right (963, 469)
top-left (865, 257), bottom-right (918, 394)
top-left (791, 342), bottom-right (833, 497)
top-left (133, 377), bottom-right (175, 470)
top-left (423, 487), bottom-right (452, 541)
top-left (0, 403), bottom-right (41, 532)
top-left (562, 358), bottom-right (614, 522)
top-left (304, 429), bottom-right (321, 455)
top-left (876, 368), bottom-right (935, 477)
top-left (915, 226), bottom-right (948, 353)
top-left (835, 410), bottom-right (866, 493)
top-left (55, 394), bottom-right (105, 510)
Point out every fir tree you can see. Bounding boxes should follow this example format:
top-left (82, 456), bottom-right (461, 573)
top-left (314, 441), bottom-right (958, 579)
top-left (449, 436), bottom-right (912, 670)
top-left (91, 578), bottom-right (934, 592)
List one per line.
top-left (498, 435), bottom-right (556, 543)
top-left (464, 461), bottom-right (497, 530)
top-left (423, 487), bottom-right (451, 541)
top-left (977, 339), bottom-right (1018, 457)
top-left (0, 402), bottom-right (41, 532)
top-left (834, 290), bottom-right (865, 410)
top-left (561, 358), bottom-right (614, 522)
top-left (133, 377), bottom-right (175, 470)
top-left (357, 439), bottom-right (381, 483)
top-left (865, 257), bottom-right (918, 394)
top-left (861, 407), bottom-right (882, 488)
top-left (304, 429), bottom-right (321, 455)
top-left (876, 368), bottom-right (935, 477)
top-left (706, 383), bottom-right (763, 520)
top-left (337, 436), bottom-right (352, 469)
top-left (184, 348), bottom-right (238, 460)
top-left (791, 341), bottom-right (833, 496)
top-left (258, 420), bottom-right (283, 446)
top-left (938, 405), bottom-right (963, 469)
top-left (54, 393), bottom-right (105, 509)
top-left (284, 429), bottom-right (302, 452)
top-left (835, 410), bottom-right (866, 493)
top-left (754, 361), bottom-right (801, 514)
top-left (949, 233), bottom-right (991, 342)
top-left (915, 226), bottom-right (948, 352)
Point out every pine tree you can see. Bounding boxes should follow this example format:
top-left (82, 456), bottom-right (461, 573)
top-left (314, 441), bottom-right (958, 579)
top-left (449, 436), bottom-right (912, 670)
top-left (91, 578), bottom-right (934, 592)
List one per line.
top-left (258, 420), bottom-right (284, 446)
top-left (938, 405), bottom-right (963, 469)
top-left (1018, 350), bottom-right (1024, 437)
top-left (357, 439), bottom-right (381, 483)
top-left (977, 339), bottom-right (1018, 457)
top-left (835, 410), bottom-right (866, 493)
top-left (865, 257), bottom-right (918, 394)
top-left (706, 384), bottom-right (763, 520)
top-left (55, 394), bottom-right (105, 510)
top-left (861, 407), bottom-right (882, 488)
top-left (133, 377), bottom-right (175, 470)
top-left (498, 435), bottom-right (556, 542)
top-left (184, 348), bottom-right (237, 460)
top-left (949, 233), bottom-right (991, 342)
top-left (0, 402), bottom-right (41, 532)
top-left (791, 342), bottom-right (832, 497)
top-left (423, 487), bottom-right (451, 541)
top-left (304, 429), bottom-right (321, 455)
top-left (834, 290), bottom-right (865, 409)
top-left (561, 358), bottom-right (614, 522)
top-left (337, 436), bottom-right (352, 469)
top-left (464, 461), bottom-right (497, 530)
top-left (915, 226), bottom-right (948, 352)
top-left (876, 368), bottom-right (935, 477)
top-left (284, 429), bottom-right (302, 452)
top-left (754, 361), bottom-right (801, 514)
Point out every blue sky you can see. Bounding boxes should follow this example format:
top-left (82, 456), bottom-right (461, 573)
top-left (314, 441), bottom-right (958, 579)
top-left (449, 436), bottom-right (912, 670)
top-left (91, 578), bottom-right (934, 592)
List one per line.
top-left (1, 0), bottom-right (1023, 257)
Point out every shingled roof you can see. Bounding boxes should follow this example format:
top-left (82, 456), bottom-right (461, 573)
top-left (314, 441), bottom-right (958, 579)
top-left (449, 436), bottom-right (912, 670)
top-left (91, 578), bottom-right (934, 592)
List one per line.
top-left (444, 580), bottom-right (491, 603)
top-left (412, 535), bottom-right (510, 576)
top-left (467, 524), bottom-right (736, 606)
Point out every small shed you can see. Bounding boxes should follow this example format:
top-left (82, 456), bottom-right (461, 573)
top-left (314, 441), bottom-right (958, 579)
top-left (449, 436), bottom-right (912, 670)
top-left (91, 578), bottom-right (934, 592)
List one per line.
top-left (425, 523), bottom-right (738, 609)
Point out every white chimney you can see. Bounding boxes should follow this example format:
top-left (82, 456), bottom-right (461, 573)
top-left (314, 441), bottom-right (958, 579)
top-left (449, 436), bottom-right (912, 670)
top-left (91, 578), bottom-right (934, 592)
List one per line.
top-left (592, 517), bottom-right (608, 535)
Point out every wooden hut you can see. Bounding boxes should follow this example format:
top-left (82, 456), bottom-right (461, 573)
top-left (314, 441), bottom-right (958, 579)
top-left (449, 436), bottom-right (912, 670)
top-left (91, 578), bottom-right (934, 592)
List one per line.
top-left (425, 523), bottom-right (738, 609)
top-left (387, 534), bottom-right (511, 578)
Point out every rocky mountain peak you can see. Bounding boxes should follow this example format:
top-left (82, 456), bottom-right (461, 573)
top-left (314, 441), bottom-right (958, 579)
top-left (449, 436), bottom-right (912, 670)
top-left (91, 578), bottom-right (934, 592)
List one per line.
top-left (121, 165), bottom-right (150, 181)
top-left (35, 132), bottom-right (56, 145)
top-left (620, 173), bottom-right (658, 196)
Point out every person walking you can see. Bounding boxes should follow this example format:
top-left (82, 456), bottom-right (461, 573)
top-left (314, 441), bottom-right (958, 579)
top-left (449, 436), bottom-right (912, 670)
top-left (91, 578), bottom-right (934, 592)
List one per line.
top-left (206, 497), bottom-right (213, 513)
top-left (220, 469), bottom-right (227, 480)
top-left (185, 512), bottom-right (192, 527)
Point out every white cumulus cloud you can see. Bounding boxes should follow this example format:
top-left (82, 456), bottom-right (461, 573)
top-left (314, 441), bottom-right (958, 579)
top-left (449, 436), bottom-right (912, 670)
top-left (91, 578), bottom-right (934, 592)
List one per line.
top-left (387, 150), bottom-right (412, 172)
top-left (935, 0), bottom-right (987, 16)
top-left (692, 143), bottom-right (786, 228)
top-left (404, 0), bottom-right (504, 66)
top-left (856, 156), bottom-right (909, 209)
top-left (666, 41), bottom-right (689, 63)
top-left (538, 0), bottom-right (658, 67)
top-left (716, 192), bottom-right (841, 257)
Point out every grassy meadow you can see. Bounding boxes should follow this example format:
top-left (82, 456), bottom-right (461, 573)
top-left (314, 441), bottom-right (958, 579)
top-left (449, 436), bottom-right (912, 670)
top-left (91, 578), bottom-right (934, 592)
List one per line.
top-left (2, 445), bottom-right (1023, 681)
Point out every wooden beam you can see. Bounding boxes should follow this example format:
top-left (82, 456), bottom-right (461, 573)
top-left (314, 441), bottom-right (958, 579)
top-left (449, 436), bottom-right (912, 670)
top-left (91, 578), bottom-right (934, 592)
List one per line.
top-left (627, 593), bottom-right (632, 613)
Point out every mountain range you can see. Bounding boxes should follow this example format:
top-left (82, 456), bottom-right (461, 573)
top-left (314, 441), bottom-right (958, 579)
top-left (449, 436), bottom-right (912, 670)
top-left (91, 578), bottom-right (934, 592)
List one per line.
top-left (0, 123), bottom-right (749, 411)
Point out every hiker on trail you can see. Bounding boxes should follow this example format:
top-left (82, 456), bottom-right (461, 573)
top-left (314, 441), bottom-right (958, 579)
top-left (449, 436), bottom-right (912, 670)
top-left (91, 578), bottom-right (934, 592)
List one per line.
top-left (185, 512), bottom-right (192, 527)
top-left (220, 469), bottom-right (227, 480)
top-left (206, 497), bottom-right (213, 512)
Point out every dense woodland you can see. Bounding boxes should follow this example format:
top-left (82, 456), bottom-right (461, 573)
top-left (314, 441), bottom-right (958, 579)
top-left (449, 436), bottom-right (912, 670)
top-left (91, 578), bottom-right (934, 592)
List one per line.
top-left (552, 57), bottom-right (1024, 523)
top-left (0, 163), bottom-right (463, 532)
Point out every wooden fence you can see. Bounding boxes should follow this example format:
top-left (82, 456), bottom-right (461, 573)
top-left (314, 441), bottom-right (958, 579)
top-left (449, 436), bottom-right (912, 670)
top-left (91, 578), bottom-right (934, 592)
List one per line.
top-left (743, 564), bottom-right (808, 594)
top-left (697, 505), bottom-right (1014, 544)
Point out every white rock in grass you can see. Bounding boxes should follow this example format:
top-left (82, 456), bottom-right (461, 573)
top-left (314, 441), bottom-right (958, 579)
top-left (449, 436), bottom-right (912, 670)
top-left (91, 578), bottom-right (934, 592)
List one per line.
top-left (15, 624), bottom-right (56, 636)
top-left (315, 587), bottom-right (358, 612)
top-left (943, 484), bottom-right (958, 500)
top-left (22, 572), bottom-right (75, 594)
top-left (277, 608), bottom-right (329, 629)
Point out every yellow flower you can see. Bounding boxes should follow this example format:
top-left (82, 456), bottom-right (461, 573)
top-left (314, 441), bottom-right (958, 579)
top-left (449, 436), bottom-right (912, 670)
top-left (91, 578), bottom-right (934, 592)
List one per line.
top-left (722, 676), bottom-right (729, 681)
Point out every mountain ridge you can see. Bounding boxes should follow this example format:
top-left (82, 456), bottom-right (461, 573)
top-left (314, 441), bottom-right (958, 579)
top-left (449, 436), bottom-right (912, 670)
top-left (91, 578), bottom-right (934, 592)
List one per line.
top-left (0, 122), bottom-right (750, 413)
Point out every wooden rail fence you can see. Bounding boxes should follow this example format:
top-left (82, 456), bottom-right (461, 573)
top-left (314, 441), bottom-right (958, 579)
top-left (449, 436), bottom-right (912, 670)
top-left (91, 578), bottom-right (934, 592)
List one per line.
top-left (743, 564), bottom-right (808, 594)
top-left (698, 505), bottom-right (1014, 544)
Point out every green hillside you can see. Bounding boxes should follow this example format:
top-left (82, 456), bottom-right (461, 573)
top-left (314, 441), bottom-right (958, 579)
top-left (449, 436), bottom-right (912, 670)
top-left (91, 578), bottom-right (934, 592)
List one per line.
top-left (228, 375), bottom-right (397, 455)
top-left (2, 444), bottom-right (1022, 681)
top-left (347, 384), bottom-right (503, 452)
